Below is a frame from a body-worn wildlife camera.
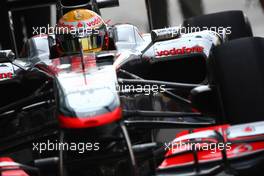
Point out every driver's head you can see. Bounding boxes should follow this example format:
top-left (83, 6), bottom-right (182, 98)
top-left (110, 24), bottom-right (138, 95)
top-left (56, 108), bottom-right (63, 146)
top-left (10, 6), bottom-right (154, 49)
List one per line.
top-left (56, 9), bottom-right (107, 55)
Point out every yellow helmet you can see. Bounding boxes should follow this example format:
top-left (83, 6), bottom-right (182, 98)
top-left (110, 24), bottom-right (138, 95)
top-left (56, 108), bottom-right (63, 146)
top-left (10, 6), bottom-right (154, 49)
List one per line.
top-left (56, 9), bottom-right (108, 55)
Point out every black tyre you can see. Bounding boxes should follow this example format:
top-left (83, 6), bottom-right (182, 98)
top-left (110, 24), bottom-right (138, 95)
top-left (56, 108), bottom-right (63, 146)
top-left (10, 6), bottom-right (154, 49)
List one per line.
top-left (211, 37), bottom-right (264, 124)
top-left (183, 10), bottom-right (253, 40)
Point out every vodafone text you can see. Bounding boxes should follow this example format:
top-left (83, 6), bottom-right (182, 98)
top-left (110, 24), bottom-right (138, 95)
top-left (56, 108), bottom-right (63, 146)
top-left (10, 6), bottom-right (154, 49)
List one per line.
top-left (156, 46), bottom-right (204, 57)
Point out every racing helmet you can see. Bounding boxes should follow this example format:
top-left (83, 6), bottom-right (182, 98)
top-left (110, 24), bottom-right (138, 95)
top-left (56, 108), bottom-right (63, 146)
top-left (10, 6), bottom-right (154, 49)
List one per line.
top-left (56, 9), bottom-right (108, 55)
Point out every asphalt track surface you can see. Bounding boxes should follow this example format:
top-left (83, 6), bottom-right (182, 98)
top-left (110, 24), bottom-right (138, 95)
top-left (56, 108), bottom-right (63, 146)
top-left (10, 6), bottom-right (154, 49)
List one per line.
top-left (101, 1), bottom-right (263, 175)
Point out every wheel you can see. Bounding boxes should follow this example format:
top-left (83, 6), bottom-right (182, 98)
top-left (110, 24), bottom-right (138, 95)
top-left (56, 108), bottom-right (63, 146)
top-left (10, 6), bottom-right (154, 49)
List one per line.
top-left (183, 10), bottom-right (253, 40)
top-left (210, 37), bottom-right (264, 124)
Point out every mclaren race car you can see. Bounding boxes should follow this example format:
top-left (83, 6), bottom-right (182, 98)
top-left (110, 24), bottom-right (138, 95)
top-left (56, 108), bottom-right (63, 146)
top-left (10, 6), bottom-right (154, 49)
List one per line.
top-left (0, 0), bottom-right (263, 176)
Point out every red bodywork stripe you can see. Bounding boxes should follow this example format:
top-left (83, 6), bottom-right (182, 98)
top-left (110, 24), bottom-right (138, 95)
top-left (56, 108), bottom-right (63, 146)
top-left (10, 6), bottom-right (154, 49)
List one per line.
top-left (58, 107), bottom-right (122, 129)
top-left (0, 157), bottom-right (29, 176)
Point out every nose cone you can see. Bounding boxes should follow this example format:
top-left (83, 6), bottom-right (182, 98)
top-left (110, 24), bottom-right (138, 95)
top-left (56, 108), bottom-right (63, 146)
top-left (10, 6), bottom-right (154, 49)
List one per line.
top-left (55, 64), bottom-right (121, 129)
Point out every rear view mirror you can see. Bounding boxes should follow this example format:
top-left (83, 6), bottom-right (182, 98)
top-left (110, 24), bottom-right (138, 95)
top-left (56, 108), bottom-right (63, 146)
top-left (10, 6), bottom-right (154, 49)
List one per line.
top-left (151, 26), bottom-right (180, 42)
top-left (0, 50), bottom-right (15, 63)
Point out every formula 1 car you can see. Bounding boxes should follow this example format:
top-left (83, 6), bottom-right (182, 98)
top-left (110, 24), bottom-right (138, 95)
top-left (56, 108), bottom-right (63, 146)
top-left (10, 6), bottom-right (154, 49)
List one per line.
top-left (0, 0), bottom-right (264, 176)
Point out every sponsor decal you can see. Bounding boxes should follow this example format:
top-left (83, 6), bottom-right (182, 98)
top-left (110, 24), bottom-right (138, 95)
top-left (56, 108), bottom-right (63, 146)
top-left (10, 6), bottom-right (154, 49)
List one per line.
top-left (86, 16), bottom-right (102, 27)
top-left (0, 72), bottom-right (13, 79)
top-left (233, 144), bottom-right (253, 155)
top-left (0, 63), bottom-right (14, 80)
top-left (61, 16), bottom-right (102, 29)
top-left (156, 46), bottom-right (204, 57)
top-left (243, 126), bottom-right (255, 133)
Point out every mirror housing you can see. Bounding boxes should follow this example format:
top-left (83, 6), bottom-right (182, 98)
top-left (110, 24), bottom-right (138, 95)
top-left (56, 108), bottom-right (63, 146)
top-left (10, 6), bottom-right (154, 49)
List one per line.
top-left (151, 26), bottom-right (180, 42)
top-left (0, 50), bottom-right (15, 63)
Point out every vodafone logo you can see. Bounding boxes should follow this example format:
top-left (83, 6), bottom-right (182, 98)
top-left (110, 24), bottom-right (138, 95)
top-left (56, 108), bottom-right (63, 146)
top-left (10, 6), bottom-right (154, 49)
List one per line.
top-left (156, 46), bottom-right (204, 57)
top-left (86, 16), bottom-right (102, 27)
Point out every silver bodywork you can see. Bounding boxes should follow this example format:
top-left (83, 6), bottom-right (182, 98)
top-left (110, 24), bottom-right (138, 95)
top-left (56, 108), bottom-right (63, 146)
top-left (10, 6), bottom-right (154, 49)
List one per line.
top-left (112, 24), bottom-right (223, 69)
top-left (227, 121), bottom-right (264, 139)
top-left (0, 24), bottom-right (223, 82)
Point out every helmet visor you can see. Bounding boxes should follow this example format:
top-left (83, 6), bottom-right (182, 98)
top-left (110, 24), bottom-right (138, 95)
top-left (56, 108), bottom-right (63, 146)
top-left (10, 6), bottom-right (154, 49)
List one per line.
top-left (79, 35), bottom-right (103, 52)
top-left (57, 29), bottom-right (105, 55)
